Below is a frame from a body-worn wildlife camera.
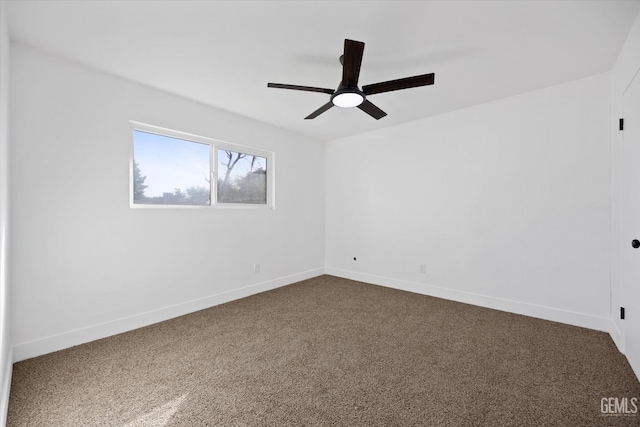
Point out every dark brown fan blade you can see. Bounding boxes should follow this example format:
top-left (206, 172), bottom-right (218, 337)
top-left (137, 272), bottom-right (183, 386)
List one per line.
top-left (268, 83), bottom-right (334, 95)
top-left (341, 39), bottom-right (365, 88)
top-left (362, 73), bottom-right (435, 96)
top-left (305, 102), bottom-right (334, 120)
top-left (358, 99), bottom-right (387, 120)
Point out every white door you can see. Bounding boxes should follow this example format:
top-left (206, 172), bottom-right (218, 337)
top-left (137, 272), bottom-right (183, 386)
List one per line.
top-left (621, 72), bottom-right (640, 377)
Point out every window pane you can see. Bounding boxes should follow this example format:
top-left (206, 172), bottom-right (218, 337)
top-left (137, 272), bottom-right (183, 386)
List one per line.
top-left (133, 130), bottom-right (211, 206)
top-left (217, 149), bottom-right (267, 204)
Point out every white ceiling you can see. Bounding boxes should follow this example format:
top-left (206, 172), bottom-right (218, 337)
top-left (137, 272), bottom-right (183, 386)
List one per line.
top-left (6, 0), bottom-right (640, 141)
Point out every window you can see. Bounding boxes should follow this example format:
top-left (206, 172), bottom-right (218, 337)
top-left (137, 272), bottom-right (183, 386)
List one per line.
top-left (131, 123), bottom-right (273, 208)
top-left (132, 130), bottom-right (211, 206)
top-left (217, 149), bottom-right (267, 204)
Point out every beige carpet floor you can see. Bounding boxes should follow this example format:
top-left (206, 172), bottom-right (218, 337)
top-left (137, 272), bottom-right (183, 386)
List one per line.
top-left (7, 275), bottom-right (640, 426)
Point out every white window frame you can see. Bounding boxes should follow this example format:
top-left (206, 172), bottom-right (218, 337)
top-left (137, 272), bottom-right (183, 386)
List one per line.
top-left (129, 121), bottom-right (274, 209)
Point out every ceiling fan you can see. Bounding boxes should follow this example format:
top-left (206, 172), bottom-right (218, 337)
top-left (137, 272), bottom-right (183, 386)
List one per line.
top-left (268, 39), bottom-right (435, 120)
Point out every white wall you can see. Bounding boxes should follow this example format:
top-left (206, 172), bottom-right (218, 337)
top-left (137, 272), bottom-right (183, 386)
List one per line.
top-left (0, 1), bottom-right (11, 424)
top-left (611, 10), bottom-right (640, 361)
top-left (326, 74), bottom-right (612, 332)
top-left (10, 43), bottom-right (325, 361)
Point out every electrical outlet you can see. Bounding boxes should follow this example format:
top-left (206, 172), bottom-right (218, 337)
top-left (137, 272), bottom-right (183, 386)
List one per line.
top-left (419, 264), bottom-right (427, 274)
top-left (254, 264), bottom-right (261, 274)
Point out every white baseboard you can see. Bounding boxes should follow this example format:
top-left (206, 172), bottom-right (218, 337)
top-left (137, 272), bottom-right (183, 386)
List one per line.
top-left (0, 348), bottom-right (12, 427)
top-left (324, 267), bottom-right (614, 334)
top-left (12, 268), bottom-right (324, 362)
top-left (12, 267), bottom-right (619, 363)
top-left (609, 319), bottom-right (624, 353)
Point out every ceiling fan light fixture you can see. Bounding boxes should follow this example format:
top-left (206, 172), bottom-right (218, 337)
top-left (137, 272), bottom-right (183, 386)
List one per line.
top-left (331, 89), bottom-right (364, 108)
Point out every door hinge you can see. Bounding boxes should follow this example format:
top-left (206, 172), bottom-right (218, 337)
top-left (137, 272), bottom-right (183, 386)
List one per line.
top-left (621, 307), bottom-right (625, 320)
top-left (619, 118), bottom-right (624, 131)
